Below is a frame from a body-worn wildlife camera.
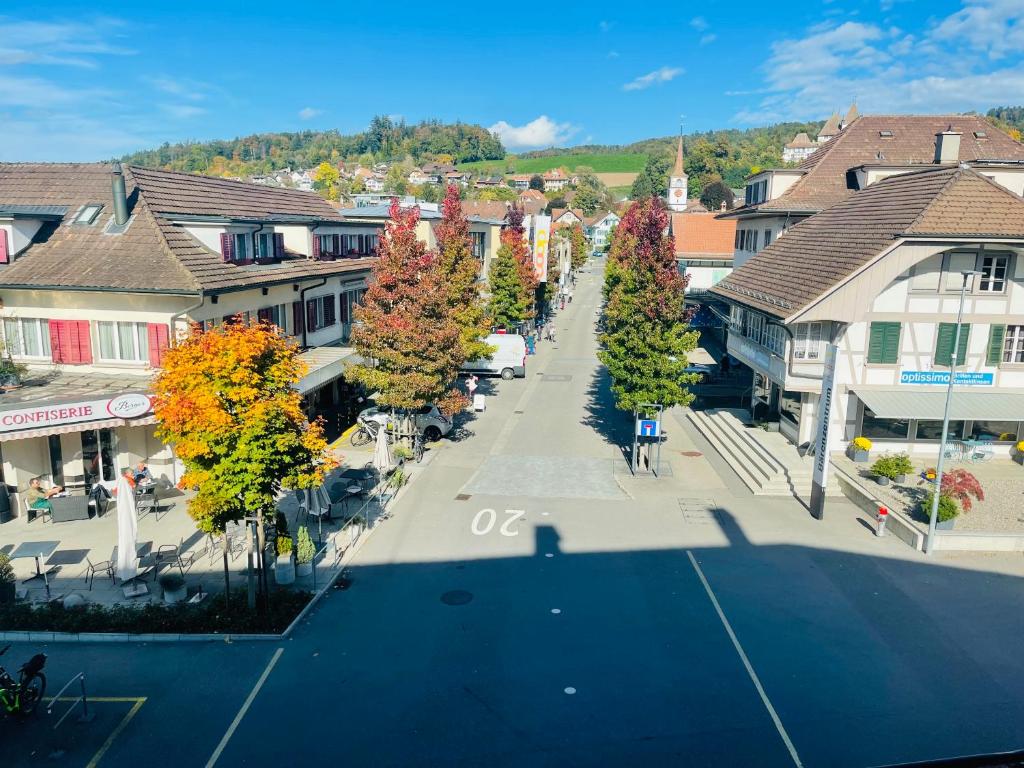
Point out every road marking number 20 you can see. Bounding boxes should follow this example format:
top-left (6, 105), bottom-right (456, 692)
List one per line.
top-left (471, 508), bottom-right (525, 537)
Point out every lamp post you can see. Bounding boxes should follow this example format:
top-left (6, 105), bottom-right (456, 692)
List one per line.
top-left (925, 269), bottom-right (981, 554)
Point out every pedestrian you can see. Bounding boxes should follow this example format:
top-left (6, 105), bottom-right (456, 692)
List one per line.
top-left (568, 288), bottom-right (573, 303)
top-left (536, 321), bottom-right (544, 343)
top-left (546, 324), bottom-right (556, 342)
top-left (468, 374), bottom-right (479, 397)
top-left (719, 354), bottom-right (731, 377)
top-left (526, 333), bottom-right (536, 355)
top-left (559, 295), bottom-right (565, 310)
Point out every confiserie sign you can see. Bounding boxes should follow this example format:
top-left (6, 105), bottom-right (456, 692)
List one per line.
top-left (0, 393), bottom-right (153, 433)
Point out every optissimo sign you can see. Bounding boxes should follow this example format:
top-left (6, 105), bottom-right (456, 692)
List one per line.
top-left (0, 393), bottom-right (153, 433)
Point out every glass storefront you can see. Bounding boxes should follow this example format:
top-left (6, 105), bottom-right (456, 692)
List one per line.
top-left (862, 407), bottom-right (910, 440)
top-left (47, 435), bottom-right (64, 487)
top-left (914, 420), bottom-right (965, 441)
top-left (81, 428), bottom-right (117, 488)
top-left (970, 420), bottom-right (1020, 442)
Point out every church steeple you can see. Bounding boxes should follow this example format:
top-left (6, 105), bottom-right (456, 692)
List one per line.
top-left (667, 135), bottom-right (688, 212)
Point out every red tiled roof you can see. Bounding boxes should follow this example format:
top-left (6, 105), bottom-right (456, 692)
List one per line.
top-left (671, 212), bottom-right (736, 258)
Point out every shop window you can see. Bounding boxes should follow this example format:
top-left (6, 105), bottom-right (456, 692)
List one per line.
top-left (969, 421), bottom-right (1020, 442)
top-left (867, 322), bottom-right (901, 364)
top-left (81, 428), bottom-right (117, 488)
top-left (48, 435), bottom-right (64, 487)
top-left (861, 406), bottom-right (909, 440)
top-left (914, 420), bottom-right (965, 441)
top-left (780, 390), bottom-right (802, 425)
top-left (97, 321), bottom-right (149, 362)
top-left (2, 317), bottom-right (52, 358)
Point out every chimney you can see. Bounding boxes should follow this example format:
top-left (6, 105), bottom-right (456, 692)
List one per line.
top-left (934, 127), bottom-right (962, 165)
top-left (111, 162), bottom-right (129, 225)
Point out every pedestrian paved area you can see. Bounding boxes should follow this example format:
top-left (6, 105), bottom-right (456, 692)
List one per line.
top-left (4, 257), bottom-right (1024, 768)
top-left (463, 455), bottom-right (626, 500)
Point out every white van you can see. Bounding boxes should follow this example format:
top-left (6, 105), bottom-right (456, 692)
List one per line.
top-left (462, 333), bottom-right (527, 380)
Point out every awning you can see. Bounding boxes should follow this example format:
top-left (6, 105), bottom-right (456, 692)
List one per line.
top-left (853, 387), bottom-right (1024, 420)
top-left (0, 415), bottom-right (158, 443)
top-left (296, 346), bottom-right (360, 395)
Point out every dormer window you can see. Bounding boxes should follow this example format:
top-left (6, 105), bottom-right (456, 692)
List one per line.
top-left (74, 204), bottom-right (103, 225)
top-left (233, 233), bottom-right (250, 261)
top-left (974, 130), bottom-right (988, 139)
top-left (878, 130), bottom-right (894, 138)
top-left (255, 232), bottom-right (274, 259)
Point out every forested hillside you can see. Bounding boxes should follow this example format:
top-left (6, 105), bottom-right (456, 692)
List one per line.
top-left (122, 117), bottom-right (504, 175)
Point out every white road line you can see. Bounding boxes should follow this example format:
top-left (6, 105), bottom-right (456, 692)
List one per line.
top-left (205, 647), bottom-right (284, 768)
top-left (686, 551), bottom-right (804, 768)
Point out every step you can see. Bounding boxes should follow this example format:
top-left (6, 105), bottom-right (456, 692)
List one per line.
top-left (688, 410), bottom-right (790, 495)
top-left (687, 410), bottom-right (768, 494)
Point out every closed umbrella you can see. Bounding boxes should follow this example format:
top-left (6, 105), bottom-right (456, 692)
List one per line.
top-left (373, 424), bottom-right (392, 474)
top-left (115, 476), bottom-right (138, 582)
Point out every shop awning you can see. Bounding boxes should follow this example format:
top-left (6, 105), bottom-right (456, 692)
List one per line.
top-left (0, 415), bottom-right (158, 443)
top-left (296, 346), bottom-right (360, 395)
top-left (853, 387), bottom-right (1024, 421)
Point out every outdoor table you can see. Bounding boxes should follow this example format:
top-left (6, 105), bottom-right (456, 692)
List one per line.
top-left (11, 540), bottom-right (59, 596)
top-left (49, 494), bottom-right (91, 522)
top-left (46, 549), bottom-right (88, 567)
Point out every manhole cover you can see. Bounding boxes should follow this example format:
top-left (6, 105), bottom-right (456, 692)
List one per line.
top-left (455, 493), bottom-right (471, 501)
top-left (441, 590), bottom-right (473, 605)
top-left (680, 451), bottom-right (703, 458)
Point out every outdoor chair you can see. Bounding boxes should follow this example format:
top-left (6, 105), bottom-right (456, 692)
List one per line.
top-left (85, 556), bottom-right (115, 590)
top-left (135, 484), bottom-right (158, 518)
top-left (23, 495), bottom-right (51, 524)
top-left (154, 537), bottom-right (196, 575)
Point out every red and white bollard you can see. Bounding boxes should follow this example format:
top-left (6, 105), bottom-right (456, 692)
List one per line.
top-left (876, 506), bottom-right (888, 537)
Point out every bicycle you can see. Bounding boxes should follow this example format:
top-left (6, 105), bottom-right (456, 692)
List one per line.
top-left (349, 415), bottom-right (395, 447)
top-left (0, 645), bottom-right (47, 718)
top-left (413, 431), bottom-right (425, 463)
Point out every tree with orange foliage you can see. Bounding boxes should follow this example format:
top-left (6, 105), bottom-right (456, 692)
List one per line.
top-left (153, 321), bottom-right (334, 601)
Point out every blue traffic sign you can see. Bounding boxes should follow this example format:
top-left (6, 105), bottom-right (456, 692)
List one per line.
top-left (637, 419), bottom-right (660, 438)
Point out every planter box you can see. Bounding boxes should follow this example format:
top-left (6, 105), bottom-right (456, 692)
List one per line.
top-left (936, 518), bottom-right (956, 531)
top-left (875, 476), bottom-right (891, 487)
top-left (894, 474), bottom-right (908, 484)
top-left (296, 561), bottom-right (313, 577)
top-left (274, 554), bottom-right (295, 585)
top-left (850, 449), bottom-right (869, 463)
top-left (162, 584), bottom-right (187, 605)
top-left (1014, 453), bottom-right (1024, 466)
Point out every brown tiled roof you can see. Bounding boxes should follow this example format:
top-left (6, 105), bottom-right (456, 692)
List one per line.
top-left (0, 163), bottom-right (371, 294)
top-left (518, 189), bottom-right (546, 202)
top-left (129, 165), bottom-right (341, 221)
top-left (671, 212), bottom-right (736, 258)
top-left (673, 137), bottom-right (685, 177)
top-left (710, 166), bottom-right (1024, 319)
top-left (817, 113), bottom-right (842, 138)
top-left (582, 210), bottom-right (618, 226)
top-left (785, 132), bottom-right (816, 149)
top-left (460, 200), bottom-right (509, 221)
top-left (750, 115), bottom-right (1024, 214)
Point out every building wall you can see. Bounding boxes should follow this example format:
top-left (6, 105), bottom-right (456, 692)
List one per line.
top-left (733, 216), bottom-right (798, 268)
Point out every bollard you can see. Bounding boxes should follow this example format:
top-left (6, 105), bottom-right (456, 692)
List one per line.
top-left (876, 506), bottom-right (888, 537)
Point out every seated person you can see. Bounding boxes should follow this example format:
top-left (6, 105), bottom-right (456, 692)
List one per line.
top-left (26, 476), bottom-right (62, 512)
top-left (133, 461), bottom-right (153, 485)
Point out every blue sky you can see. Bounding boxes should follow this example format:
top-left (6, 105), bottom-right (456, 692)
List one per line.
top-left (1, 0), bottom-right (1022, 161)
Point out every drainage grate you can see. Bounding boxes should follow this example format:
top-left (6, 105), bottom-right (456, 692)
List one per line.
top-left (678, 499), bottom-right (717, 524)
top-left (441, 590), bottom-right (473, 606)
top-left (541, 374), bottom-right (572, 382)
top-left (455, 493), bottom-right (472, 501)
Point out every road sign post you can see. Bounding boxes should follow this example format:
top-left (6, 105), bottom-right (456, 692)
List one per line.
top-left (632, 403), bottom-right (663, 476)
top-left (809, 344), bottom-right (838, 520)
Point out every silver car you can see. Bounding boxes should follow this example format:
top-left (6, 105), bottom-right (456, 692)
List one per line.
top-left (358, 404), bottom-right (453, 442)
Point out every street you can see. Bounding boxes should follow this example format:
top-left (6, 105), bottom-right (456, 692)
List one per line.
top-left (4, 259), bottom-right (1024, 768)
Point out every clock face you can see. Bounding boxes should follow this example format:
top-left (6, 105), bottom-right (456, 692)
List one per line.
top-left (673, 189), bottom-right (683, 198)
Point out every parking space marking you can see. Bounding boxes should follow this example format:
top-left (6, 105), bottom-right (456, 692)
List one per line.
top-left (205, 647), bottom-right (284, 768)
top-left (686, 551), bottom-right (803, 768)
top-left (85, 697), bottom-right (146, 768)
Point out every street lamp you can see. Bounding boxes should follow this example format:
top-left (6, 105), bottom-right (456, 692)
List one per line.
top-left (925, 269), bottom-right (981, 554)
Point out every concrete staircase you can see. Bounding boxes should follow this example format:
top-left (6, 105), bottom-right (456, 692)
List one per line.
top-left (686, 408), bottom-right (842, 498)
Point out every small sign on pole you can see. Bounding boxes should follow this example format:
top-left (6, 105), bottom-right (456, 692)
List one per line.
top-left (637, 419), bottom-right (660, 438)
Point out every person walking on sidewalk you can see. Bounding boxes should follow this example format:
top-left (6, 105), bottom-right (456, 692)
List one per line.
top-left (546, 324), bottom-right (556, 342)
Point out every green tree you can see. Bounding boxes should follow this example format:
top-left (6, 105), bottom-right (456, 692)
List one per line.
top-left (572, 173), bottom-right (605, 215)
top-left (599, 197), bottom-right (700, 413)
top-left (568, 223), bottom-right (588, 270)
top-left (630, 153), bottom-right (671, 200)
top-left (312, 161), bottom-right (340, 201)
top-left (528, 174), bottom-right (545, 191)
top-left (488, 244), bottom-right (530, 330)
top-left (350, 202), bottom-right (466, 415)
top-left (699, 178), bottom-right (735, 211)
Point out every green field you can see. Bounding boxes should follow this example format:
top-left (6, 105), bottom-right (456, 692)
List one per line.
top-left (458, 152), bottom-right (647, 175)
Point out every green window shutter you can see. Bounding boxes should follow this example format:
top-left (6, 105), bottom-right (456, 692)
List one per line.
top-left (987, 324), bottom-right (1006, 366)
top-left (936, 322), bottom-right (971, 366)
top-left (867, 322), bottom-right (900, 364)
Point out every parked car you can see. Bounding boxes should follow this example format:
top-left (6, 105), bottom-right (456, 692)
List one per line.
top-left (684, 363), bottom-right (716, 383)
top-left (461, 334), bottom-right (526, 380)
top-left (359, 403), bottom-right (453, 442)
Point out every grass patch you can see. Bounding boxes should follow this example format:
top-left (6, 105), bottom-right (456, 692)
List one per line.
top-left (0, 589), bottom-right (311, 635)
top-left (459, 153), bottom-right (647, 175)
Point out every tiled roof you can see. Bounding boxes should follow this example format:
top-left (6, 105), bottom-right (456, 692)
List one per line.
top-left (710, 166), bottom-right (1024, 318)
top-left (551, 208), bottom-right (583, 222)
top-left (671, 212), bottom-right (736, 258)
top-left (0, 163), bottom-right (371, 294)
top-left (817, 113), bottom-right (842, 138)
top-left (518, 189), bottom-right (546, 202)
top-left (752, 115), bottom-right (1024, 214)
top-left (582, 210), bottom-right (619, 226)
top-left (460, 200), bottom-right (509, 221)
top-left (673, 137), bottom-right (685, 177)
top-left (785, 132), bottom-right (816, 149)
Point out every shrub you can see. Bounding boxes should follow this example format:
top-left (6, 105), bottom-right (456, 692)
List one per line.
top-left (921, 491), bottom-right (960, 523)
top-left (0, 553), bottom-right (14, 584)
top-left (295, 526), bottom-right (315, 565)
top-left (276, 535), bottom-right (293, 556)
top-left (392, 444), bottom-right (413, 461)
top-left (852, 436), bottom-right (872, 452)
top-left (872, 452), bottom-right (914, 479)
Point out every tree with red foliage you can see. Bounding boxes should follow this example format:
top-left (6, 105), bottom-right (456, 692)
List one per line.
top-left (350, 201), bottom-right (465, 415)
top-left (435, 185), bottom-right (492, 362)
top-left (926, 467), bottom-right (985, 513)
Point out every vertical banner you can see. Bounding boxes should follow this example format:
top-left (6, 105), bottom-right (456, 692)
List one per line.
top-left (533, 215), bottom-right (551, 283)
top-left (809, 343), bottom-right (838, 520)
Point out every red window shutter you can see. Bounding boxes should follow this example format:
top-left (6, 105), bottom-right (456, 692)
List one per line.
top-left (147, 323), bottom-right (170, 367)
top-left (306, 299), bottom-right (317, 333)
top-left (257, 307), bottom-right (273, 323)
top-left (324, 296), bottom-right (336, 326)
top-left (0, 228), bottom-right (8, 264)
top-left (292, 301), bottom-right (305, 336)
top-left (52, 320), bottom-right (91, 365)
top-left (339, 293), bottom-right (349, 324)
top-left (49, 320), bottom-right (65, 363)
top-left (274, 233), bottom-right (285, 258)
top-left (312, 234), bottom-right (321, 260)
top-left (220, 233), bottom-right (233, 262)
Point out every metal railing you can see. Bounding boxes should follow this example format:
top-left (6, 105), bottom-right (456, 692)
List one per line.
top-left (48, 672), bottom-right (94, 728)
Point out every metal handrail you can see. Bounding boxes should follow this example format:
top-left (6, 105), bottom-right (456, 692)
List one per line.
top-left (48, 672), bottom-right (92, 728)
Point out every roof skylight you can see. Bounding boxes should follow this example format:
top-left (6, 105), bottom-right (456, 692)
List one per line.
top-left (74, 204), bottom-right (103, 225)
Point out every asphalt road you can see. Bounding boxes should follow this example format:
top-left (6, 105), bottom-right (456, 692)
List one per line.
top-left (4, 259), bottom-right (1024, 767)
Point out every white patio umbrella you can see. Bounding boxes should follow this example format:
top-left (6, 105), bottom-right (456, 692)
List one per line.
top-left (115, 475), bottom-right (138, 582)
top-left (372, 424), bottom-right (392, 473)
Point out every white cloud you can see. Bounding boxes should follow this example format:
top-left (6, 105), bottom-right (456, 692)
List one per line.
top-left (700, 33), bottom-right (717, 45)
top-left (144, 76), bottom-right (208, 101)
top-left (298, 106), bottom-right (322, 120)
top-left (488, 115), bottom-right (579, 150)
top-left (622, 66), bottom-right (684, 91)
top-left (732, 2), bottom-right (1024, 124)
top-left (0, 19), bottom-right (133, 68)
top-left (607, 50), bottom-right (620, 59)
top-left (690, 16), bottom-right (709, 31)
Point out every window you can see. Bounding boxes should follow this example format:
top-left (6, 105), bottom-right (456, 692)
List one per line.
top-left (780, 390), bottom-right (802, 425)
top-left (233, 233), bottom-right (250, 261)
top-left (48, 435), bottom-right (64, 487)
top-left (74, 204), bottom-right (103, 225)
top-left (978, 255), bottom-right (1008, 293)
top-left (763, 324), bottom-right (785, 356)
top-left (2, 317), bottom-right (51, 358)
top-left (306, 295), bottom-right (336, 333)
top-left (748, 313), bottom-right (764, 345)
top-left (867, 322), bottom-right (901, 364)
top-left (257, 305), bottom-right (285, 329)
top-left (934, 322), bottom-right (970, 367)
top-left (861, 406), bottom-right (909, 440)
top-left (734, 230), bottom-right (742, 249)
top-left (914, 420), bottom-right (965, 441)
top-left (878, 130), bottom-right (894, 138)
top-left (97, 321), bottom-right (149, 362)
top-left (470, 232), bottom-right (486, 259)
top-left (944, 252), bottom-right (977, 291)
top-left (1002, 325), bottom-right (1024, 363)
top-left (255, 232), bottom-right (274, 259)
top-left (793, 322), bottom-right (823, 360)
top-left (763, 229), bottom-right (773, 247)
top-left (970, 421), bottom-right (1020, 442)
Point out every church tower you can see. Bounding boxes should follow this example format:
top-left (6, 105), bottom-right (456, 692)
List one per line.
top-left (667, 136), bottom-right (688, 212)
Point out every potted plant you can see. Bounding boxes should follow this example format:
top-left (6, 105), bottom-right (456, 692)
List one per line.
top-left (392, 444), bottom-right (413, 465)
top-left (848, 436), bottom-right (872, 463)
top-left (921, 491), bottom-right (960, 530)
top-left (274, 534), bottom-right (295, 585)
top-left (920, 468), bottom-right (984, 531)
top-left (871, 452), bottom-right (913, 485)
top-left (295, 526), bottom-right (315, 577)
top-left (158, 572), bottom-right (187, 604)
top-left (889, 453), bottom-right (914, 483)
top-left (0, 553), bottom-right (15, 604)
top-left (1015, 440), bottom-right (1024, 466)
top-left (0, 358), bottom-right (26, 391)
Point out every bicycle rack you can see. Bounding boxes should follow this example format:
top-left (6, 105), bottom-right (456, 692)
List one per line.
top-left (48, 672), bottom-right (94, 729)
